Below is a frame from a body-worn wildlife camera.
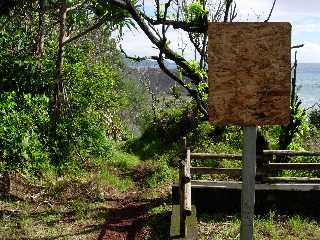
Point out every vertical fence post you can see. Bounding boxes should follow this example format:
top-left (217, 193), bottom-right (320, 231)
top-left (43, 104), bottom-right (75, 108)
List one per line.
top-left (179, 161), bottom-right (186, 237)
top-left (260, 151), bottom-right (273, 181)
top-left (185, 148), bottom-right (192, 215)
top-left (180, 137), bottom-right (187, 237)
top-left (240, 126), bottom-right (257, 240)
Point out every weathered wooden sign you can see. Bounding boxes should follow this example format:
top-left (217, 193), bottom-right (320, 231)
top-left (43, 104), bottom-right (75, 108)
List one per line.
top-left (208, 23), bottom-right (291, 126)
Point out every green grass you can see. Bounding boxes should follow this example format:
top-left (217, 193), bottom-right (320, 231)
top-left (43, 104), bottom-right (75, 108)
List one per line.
top-left (1, 116), bottom-right (320, 240)
top-left (144, 203), bottom-right (172, 240)
top-left (198, 212), bottom-right (320, 240)
top-left (148, 203), bottom-right (171, 215)
top-left (0, 182), bottom-right (113, 240)
top-left (0, 146), bottom-right (173, 240)
top-left (108, 150), bottom-right (141, 170)
top-left (99, 168), bottom-right (134, 192)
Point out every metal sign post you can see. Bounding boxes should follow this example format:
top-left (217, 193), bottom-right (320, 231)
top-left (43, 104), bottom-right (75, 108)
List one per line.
top-left (240, 127), bottom-right (257, 240)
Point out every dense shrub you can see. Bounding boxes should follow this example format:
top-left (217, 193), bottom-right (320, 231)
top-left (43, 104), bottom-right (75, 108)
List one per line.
top-left (187, 122), bottom-right (242, 153)
top-left (309, 108), bottom-right (320, 129)
top-left (50, 43), bottom-right (129, 164)
top-left (127, 103), bottom-right (201, 159)
top-left (0, 17), bottom-right (54, 94)
top-left (0, 22), bottom-right (132, 174)
top-left (0, 92), bottom-right (50, 173)
top-left (127, 100), bottom-right (244, 166)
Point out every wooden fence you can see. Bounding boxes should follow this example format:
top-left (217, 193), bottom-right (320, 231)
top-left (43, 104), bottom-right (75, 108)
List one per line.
top-left (178, 138), bottom-right (320, 237)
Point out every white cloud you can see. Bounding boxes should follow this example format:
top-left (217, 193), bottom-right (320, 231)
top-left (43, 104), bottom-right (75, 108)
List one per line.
top-left (119, 29), bottom-right (157, 57)
top-left (235, 0), bottom-right (275, 21)
top-left (295, 24), bottom-right (320, 33)
top-left (119, 0), bottom-right (320, 63)
top-left (235, 0), bottom-right (320, 20)
top-left (294, 41), bottom-right (320, 63)
top-left (275, 0), bottom-right (320, 15)
top-left (120, 27), bottom-right (195, 60)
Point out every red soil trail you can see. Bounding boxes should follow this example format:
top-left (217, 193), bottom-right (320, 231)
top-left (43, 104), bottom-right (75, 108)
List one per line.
top-left (97, 201), bottom-right (150, 240)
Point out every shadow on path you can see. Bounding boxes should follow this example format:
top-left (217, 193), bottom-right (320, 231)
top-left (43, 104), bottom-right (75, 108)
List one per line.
top-left (98, 201), bottom-right (149, 240)
top-left (97, 198), bottom-right (171, 240)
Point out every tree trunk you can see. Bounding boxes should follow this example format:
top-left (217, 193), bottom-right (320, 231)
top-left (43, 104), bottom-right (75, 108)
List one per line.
top-left (53, 2), bottom-right (67, 125)
top-left (35, 0), bottom-right (45, 57)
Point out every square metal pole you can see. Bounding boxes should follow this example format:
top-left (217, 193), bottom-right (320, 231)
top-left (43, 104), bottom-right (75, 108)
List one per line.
top-left (240, 126), bottom-right (257, 240)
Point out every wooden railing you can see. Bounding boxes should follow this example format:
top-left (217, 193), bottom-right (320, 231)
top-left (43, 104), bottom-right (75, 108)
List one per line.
top-left (178, 140), bottom-right (320, 236)
top-left (188, 150), bottom-right (320, 181)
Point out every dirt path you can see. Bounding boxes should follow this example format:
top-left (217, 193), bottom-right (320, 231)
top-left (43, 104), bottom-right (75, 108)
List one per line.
top-left (97, 200), bottom-right (151, 240)
top-left (0, 172), bottom-right (172, 240)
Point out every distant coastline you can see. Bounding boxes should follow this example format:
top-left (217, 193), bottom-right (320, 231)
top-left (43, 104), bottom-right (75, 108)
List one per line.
top-left (125, 59), bottom-right (320, 108)
top-left (296, 63), bottom-right (320, 108)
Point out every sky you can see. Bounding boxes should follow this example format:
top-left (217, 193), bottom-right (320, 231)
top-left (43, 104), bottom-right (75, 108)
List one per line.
top-left (120, 0), bottom-right (320, 63)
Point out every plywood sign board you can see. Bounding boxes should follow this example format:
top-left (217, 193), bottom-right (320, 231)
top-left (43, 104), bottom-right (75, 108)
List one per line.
top-left (208, 23), bottom-right (291, 126)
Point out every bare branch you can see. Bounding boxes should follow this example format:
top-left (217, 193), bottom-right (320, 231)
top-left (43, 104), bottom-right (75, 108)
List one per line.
top-left (111, 0), bottom-right (205, 84)
top-left (229, 1), bottom-right (237, 22)
top-left (120, 45), bottom-right (154, 62)
top-left (291, 51), bottom-right (298, 106)
top-left (188, 32), bottom-right (202, 56)
top-left (154, 54), bottom-right (188, 92)
top-left (145, 20), bottom-right (162, 39)
top-left (200, 33), bottom-right (208, 69)
top-left (154, 53), bottom-right (208, 116)
top-left (211, 0), bottom-right (224, 21)
top-left (161, 0), bottom-right (173, 46)
top-left (305, 103), bottom-right (320, 111)
top-left (264, 0), bottom-right (277, 22)
top-left (64, 14), bottom-right (108, 44)
top-left (224, 0), bottom-right (233, 22)
top-left (291, 44), bottom-right (304, 49)
top-left (142, 12), bottom-right (207, 33)
top-left (66, 0), bottom-right (87, 12)
top-left (110, 0), bottom-right (127, 8)
top-left (155, 0), bottom-right (160, 19)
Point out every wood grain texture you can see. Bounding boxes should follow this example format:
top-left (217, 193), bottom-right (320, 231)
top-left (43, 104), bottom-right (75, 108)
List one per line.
top-left (184, 149), bottom-right (191, 216)
top-left (208, 23), bottom-right (291, 125)
top-left (187, 180), bottom-right (320, 191)
top-left (190, 152), bottom-right (242, 160)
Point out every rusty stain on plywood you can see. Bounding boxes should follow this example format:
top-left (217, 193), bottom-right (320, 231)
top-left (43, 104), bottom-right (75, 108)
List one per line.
top-left (208, 23), bottom-right (291, 126)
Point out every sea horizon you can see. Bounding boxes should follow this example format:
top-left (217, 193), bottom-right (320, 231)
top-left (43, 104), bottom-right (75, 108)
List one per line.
top-left (296, 63), bottom-right (320, 108)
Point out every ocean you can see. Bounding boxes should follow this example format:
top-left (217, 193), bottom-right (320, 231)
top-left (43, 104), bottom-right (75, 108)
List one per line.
top-left (126, 59), bottom-right (320, 108)
top-left (296, 63), bottom-right (320, 108)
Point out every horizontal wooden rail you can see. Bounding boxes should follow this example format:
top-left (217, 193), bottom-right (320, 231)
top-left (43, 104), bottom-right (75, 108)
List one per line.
top-left (190, 153), bottom-right (242, 160)
top-left (262, 177), bottom-right (320, 183)
top-left (188, 180), bottom-right (320, 191)
top-left (187, 151), bottom-right (320, 178)
top-left (266, 163), bottom-right (320, 170)
top-left (263, 150), bottom-right (320, 156)
top-left (190, 167), bottom-right (242, 176)
top-left (189, 150), bottom-right (320, 160)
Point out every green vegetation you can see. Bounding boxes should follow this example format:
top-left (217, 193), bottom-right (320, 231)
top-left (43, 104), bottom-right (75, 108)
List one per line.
top-left (198, 212), bottom-right (320, 240)
top-left (1, 1), bottom-right (320, 239)
top-left (309, 107), bottom-right (320, 129)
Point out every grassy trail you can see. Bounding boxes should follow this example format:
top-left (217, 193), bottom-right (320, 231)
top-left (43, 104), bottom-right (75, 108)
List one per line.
top-left (1, 157), bottom-right (320, 240)
top-left (0, 166), bottom-right (172, 240)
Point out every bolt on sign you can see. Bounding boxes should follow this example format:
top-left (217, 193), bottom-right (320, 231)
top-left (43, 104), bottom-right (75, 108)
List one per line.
top-left (208, 23), bottom-right (291, 126)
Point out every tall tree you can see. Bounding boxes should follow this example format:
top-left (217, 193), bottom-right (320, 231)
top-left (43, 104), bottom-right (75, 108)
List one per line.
top-left (35, 0), bottom-right (46, 57)
top-left (108, 0), bottom-right (278, 117)
top-left (0, 0), bottom-right (132, 135)
top-left (48, 0), bottom-right (133, 126)
top-left (109, 0), bottom-right (228, 117)
top-left (108, 0), bottom-right (280, 150)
